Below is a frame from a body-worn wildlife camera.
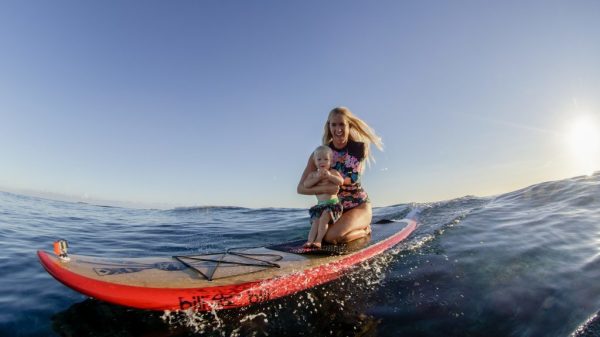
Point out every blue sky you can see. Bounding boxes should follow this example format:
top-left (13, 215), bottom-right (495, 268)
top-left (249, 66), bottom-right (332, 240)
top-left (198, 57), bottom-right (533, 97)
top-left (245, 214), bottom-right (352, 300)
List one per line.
top-left (1, 1), bottom-right (599, 209)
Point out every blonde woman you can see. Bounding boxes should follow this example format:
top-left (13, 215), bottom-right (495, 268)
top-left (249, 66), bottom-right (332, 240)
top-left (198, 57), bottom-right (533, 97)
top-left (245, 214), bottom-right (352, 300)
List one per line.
top-left (297, 107), bottom-right (383, 244)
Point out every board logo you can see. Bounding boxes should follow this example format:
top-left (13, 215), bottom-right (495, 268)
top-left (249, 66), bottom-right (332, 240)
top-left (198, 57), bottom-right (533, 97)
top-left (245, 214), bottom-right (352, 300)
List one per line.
top-left (178, 290), bottom-right (271, 310)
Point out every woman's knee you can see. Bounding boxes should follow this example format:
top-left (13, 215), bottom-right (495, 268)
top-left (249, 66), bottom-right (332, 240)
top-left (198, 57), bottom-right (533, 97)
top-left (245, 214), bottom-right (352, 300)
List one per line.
top-left (323, 228), bottom-right (340, 244)
top-left (324, 226), bottom-right (367, 244)
top-left (324, 221), bottom-right (366, 243)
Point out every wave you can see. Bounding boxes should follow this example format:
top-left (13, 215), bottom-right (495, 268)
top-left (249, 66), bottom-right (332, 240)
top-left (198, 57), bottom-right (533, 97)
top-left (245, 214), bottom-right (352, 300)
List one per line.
top-left (170, 205), bottom-right (250, 212)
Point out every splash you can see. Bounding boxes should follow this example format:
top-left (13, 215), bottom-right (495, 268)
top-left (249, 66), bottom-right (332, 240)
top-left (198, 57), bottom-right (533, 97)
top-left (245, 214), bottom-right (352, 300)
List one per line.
top-left (158, 239), bottom-right (418, 335)
top-left (571, 311), bottom-right (600, 337)
top-left (161, 305), bottom-right (224, 335)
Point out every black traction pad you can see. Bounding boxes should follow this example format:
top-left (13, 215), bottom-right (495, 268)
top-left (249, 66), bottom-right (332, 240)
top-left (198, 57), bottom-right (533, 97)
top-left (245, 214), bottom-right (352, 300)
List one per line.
top-left (267, 235), bottom-right (371, 256)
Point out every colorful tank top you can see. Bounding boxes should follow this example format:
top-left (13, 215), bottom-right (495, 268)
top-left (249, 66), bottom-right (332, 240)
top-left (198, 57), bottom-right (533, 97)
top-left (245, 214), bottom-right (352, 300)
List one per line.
top-left (329, 140), bottom-right (370, 211)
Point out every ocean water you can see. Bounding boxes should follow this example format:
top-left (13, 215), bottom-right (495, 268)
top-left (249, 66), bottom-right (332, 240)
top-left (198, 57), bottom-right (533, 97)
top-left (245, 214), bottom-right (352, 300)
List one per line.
top-left (1, 173), bottom-right (599, 337)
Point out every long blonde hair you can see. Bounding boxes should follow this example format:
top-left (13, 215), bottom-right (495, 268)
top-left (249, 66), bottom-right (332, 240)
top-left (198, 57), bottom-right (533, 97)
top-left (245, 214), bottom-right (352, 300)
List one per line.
top-left (322, 106), bottom-right (383, 163)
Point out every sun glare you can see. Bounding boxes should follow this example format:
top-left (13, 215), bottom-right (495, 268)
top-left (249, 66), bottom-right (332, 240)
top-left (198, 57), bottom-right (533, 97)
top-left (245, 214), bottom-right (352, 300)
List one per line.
top-left (565, 115), bottom-right (600, 176)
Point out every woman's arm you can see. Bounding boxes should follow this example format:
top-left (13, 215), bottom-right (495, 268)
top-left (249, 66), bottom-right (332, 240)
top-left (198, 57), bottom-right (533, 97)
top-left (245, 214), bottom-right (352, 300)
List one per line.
top-left (327, 169), bottom-right (344, 186)
top-left (302, 171), bottom-right (320, 188)
top-left (297, 156), bottom-right (339, 195)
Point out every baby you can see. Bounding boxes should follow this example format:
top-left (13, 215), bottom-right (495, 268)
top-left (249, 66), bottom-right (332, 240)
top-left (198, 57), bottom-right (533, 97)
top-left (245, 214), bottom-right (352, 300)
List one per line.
top-left (303, 145), bottom-right (344, 248)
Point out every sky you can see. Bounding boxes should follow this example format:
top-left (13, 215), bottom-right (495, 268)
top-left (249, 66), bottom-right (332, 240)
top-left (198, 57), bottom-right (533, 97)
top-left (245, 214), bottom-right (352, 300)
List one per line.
top-left (1, 1), bottom-right (599, 209)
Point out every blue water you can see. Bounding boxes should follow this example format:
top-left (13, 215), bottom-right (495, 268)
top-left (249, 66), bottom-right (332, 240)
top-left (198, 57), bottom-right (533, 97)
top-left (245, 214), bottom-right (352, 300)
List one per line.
top-left (1, 173), bottom-right (600, 336)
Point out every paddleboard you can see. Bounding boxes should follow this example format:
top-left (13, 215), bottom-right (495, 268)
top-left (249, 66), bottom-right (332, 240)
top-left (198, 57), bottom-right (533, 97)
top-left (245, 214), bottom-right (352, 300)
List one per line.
top-left (38, 218), bottom-right (417, 311)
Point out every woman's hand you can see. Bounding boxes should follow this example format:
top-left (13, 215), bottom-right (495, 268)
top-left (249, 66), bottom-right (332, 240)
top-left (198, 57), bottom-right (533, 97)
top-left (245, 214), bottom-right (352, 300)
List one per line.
top-left (298, 156), bottom-right (340, 196)
top-left (321, 183), bottom-right (340, 195)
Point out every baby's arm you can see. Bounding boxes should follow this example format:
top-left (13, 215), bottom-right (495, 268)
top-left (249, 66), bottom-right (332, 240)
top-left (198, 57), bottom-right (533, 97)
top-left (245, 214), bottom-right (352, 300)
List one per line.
top-left (303, 172), bottom-right (322, 188)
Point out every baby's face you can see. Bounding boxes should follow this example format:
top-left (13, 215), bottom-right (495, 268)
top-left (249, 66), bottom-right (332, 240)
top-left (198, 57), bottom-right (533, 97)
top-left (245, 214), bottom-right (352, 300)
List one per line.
top-left (314, 153), bottom-right (331, 170)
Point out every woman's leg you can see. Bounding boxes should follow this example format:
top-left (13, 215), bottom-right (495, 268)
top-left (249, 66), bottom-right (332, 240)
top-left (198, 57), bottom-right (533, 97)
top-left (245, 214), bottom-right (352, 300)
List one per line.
top-left (323, 203), bottom-right (372, 244)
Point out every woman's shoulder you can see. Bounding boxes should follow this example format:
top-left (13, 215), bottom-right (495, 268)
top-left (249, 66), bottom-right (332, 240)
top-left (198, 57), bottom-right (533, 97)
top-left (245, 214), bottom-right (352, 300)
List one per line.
top-left (347, 140), bottom-right (366, 159)
top-left (327, 140), bottom-right (365, 160)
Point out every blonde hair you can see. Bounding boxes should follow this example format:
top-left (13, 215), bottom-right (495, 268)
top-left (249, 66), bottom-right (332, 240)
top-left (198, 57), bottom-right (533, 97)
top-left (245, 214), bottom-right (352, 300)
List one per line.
top-left (312, 145), bottom-right (333, 161)
top-left (322, 106), bottom-right (383, 162)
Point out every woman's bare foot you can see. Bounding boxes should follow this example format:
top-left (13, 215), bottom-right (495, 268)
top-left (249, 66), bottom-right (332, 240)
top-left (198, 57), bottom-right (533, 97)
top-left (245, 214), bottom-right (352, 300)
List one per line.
top-left (303, 241), bottom-right (313, 248)
top-left (312, 242), bottom-right (322, 248)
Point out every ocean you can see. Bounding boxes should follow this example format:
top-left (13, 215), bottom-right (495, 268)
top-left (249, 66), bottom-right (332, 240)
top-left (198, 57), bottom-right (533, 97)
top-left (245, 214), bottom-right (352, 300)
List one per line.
top-left (1, 173), bottom-right (599, 337)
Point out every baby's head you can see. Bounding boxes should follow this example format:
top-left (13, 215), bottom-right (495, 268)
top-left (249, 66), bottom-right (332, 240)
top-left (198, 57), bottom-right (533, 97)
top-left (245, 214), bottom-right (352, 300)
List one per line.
top-left (313, 145), bottom-right (333, 169)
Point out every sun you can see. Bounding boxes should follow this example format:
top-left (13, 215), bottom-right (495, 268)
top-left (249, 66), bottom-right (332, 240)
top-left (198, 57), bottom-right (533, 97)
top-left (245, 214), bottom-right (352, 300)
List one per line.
top-left (565, 115), bottom-right (600, 176)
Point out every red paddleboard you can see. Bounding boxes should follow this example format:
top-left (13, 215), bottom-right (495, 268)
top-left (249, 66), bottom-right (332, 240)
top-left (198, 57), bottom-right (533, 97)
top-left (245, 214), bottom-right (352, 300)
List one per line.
top-left (38, 218), bottom-right (417, 311)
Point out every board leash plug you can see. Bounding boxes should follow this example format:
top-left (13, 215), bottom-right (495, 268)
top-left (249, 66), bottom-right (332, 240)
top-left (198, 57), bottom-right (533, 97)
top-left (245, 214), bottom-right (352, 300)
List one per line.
top-left (53, 240), bottom-right (70, 262)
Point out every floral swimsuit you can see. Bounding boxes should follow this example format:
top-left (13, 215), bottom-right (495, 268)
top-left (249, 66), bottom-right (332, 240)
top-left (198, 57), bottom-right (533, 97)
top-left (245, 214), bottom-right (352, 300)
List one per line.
top-left (329, 140), bottom-right (370, 211)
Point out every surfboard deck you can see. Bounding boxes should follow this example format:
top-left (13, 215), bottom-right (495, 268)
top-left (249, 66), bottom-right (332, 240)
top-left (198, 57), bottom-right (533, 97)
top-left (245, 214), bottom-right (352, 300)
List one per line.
top-left (38, 219), bottom-right (417, 311)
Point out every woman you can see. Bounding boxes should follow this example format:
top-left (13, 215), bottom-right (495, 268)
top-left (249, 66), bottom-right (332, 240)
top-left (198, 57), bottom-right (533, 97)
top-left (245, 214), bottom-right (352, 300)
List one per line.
top-left (297, 106), bottom-right (383, 244)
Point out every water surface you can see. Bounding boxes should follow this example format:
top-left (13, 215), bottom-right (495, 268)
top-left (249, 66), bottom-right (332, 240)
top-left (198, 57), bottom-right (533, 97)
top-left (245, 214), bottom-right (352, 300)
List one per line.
top-left (1, 173), bottom-right (599, 336)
